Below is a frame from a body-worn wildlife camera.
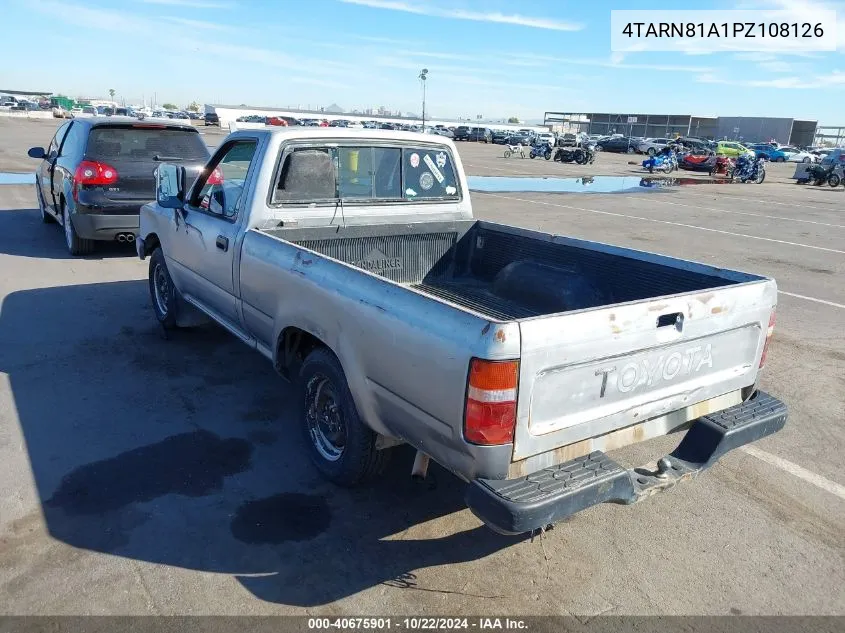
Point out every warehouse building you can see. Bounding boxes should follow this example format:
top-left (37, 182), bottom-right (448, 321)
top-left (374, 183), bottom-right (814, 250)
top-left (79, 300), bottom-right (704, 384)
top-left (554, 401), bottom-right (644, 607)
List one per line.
top-left (543, 112), bottom-right (818, 147)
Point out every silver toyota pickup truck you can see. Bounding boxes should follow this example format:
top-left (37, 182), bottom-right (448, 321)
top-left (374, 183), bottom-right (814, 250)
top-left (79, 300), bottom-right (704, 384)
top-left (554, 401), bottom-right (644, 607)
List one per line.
top-left (137, 128), bottom-right (787, 535)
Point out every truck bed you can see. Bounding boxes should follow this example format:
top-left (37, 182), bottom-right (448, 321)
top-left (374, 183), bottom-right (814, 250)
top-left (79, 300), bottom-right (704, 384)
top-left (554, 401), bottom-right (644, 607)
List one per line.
top-left (262, 220), bottom-right (758, 321)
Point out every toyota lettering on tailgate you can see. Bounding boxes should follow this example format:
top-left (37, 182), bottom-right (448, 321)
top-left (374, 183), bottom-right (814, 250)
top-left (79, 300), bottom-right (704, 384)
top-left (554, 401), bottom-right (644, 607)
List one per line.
top-left (595, 344), bottom-right (713, 398)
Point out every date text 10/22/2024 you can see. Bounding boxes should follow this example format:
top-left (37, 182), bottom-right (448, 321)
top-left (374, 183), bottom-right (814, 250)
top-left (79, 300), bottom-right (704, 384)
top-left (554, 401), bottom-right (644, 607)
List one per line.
top-left (307, 618), bottom-right (529, 631)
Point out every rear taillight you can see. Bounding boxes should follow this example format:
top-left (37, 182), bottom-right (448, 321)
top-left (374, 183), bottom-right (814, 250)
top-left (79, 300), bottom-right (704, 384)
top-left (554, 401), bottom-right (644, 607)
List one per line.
top-left (759, 309), bottom-right (776, 368)
top-left (72, 160), bottom-right (118, 201)
top-left (464, 359), bottom-right (518, 445)
top-left (207, 167), bottom-right (223, 185)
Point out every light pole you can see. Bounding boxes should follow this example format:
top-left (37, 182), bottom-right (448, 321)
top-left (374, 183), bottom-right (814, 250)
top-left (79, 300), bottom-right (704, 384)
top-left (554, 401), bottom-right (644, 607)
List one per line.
top-left (418, 68), bottom-right (428, 131)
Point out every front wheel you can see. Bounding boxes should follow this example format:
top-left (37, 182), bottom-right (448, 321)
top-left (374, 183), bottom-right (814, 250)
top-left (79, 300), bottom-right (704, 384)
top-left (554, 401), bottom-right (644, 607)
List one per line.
top-left (504, 150), bottom-right (512, 159)
top-left (647, 148), bottom-right (656, 156)
top-left (755, 170), bottom-right (766, 184)
top-left (529, 153), bottom-right (536, 159)
top-left (828, 173), bottom-right (841, 187)
top-left (299, 348), bottom-right (389, 486)
top-left (662, 162), bottom-right (675, 174)
top-left (35, 179), bottom-right (55, 224)
top-left (803, 156), bottom-right (811, 163)
top-left (544, 149), bottom-right (552, 160)
top-left (149, 248), bottom-right (179, 329)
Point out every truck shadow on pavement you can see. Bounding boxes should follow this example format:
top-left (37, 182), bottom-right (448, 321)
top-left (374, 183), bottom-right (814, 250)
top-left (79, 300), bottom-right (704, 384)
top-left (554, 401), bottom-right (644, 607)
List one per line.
top-left (1, 280), bottom-right (523, 607)
top-left (0, 205), bottom-right (136, 259)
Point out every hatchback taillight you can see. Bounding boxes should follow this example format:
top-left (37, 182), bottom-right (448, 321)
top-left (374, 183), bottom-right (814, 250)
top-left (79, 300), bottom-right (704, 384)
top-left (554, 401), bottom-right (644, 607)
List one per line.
top-left (73, 160), bottom-right (118, 201)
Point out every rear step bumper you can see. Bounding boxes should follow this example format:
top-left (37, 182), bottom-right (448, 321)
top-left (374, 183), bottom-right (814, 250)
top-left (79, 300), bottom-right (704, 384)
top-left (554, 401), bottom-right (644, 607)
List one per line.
top-left (466, 390), bottom-right (787, 535)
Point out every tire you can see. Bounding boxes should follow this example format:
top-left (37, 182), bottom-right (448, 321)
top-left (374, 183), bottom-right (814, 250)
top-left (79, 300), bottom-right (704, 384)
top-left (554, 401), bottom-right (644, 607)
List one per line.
top-left (828, 173), bottom-right (841, 187)
top-left (529, 153), bottom-right (535, 159)
top-left (647, 148), bottom-right (656, 156)
top-left (627, 147), bottom-right (635, 154)
top-left (574, 149), bottom-right (586, 164)
top-left (504, 150), bottom-right (512, 159)
top-left (62, 201), bottom-right (94, 256)
top-left (148, 248), bottom-right (180, 329)
top-left (299, 348), bottom-right (389, 486)
top-left (756, 170), bottom-right (766, 184)
top-left (803, 156), bottom-right (811, 163)
top-left (35, 178), bottom-right (55, 224)
top-left (594, 145), bottom-right (603, 152)
top-left (544, 150), bottom-right (552, 160)
top-left (776, 156), bottom-right (785, 162)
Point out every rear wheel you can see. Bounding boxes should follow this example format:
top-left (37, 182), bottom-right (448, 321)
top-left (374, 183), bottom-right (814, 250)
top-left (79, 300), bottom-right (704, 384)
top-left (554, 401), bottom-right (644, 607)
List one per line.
top-left (802, 156), bottom-right (811, 163)
top-left (647, 147), bottom-right (656, 156)
top-left (62, 201), bottom-right (95, 256)
top-left (828, 173), bottom-right (841, 187)
top-left (776, 156), bottom-right (785, 162)
top-left (299, 348), bottom-right (389, 486)
top-left (544, 149), bottom-right (552, 160)
top-left (504, 149), bottom-right (512, 159)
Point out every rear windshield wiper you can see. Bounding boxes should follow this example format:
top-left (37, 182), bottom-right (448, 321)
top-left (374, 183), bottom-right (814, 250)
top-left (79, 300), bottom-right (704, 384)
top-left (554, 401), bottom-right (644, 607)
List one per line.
top-left (153, 155), bottom-right (183, 162)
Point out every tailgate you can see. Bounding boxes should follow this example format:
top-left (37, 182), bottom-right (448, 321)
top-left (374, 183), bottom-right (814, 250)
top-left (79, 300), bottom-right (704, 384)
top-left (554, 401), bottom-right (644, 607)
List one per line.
top-left (512, 280), bottom-right (776, 461)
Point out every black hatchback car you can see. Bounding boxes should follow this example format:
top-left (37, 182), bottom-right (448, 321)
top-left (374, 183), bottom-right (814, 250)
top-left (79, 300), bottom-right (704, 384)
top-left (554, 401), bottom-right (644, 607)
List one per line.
top-left (29, 118), bottom-right (210, 255)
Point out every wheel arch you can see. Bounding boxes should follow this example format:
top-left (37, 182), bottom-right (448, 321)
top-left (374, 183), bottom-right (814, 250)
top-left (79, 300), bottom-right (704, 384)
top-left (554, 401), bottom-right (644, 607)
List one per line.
top-left (274, 323), bottom-right (389, 437)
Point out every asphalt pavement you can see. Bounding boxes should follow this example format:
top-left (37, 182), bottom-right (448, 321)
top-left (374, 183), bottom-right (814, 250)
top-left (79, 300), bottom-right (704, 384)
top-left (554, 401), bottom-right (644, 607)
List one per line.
top-left (1, 118), bottom-right (843, 616)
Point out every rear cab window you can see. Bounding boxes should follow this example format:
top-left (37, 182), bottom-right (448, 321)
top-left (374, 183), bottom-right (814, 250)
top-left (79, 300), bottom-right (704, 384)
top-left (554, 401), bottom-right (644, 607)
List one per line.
top-left (272, 142), bottom-right (460, 205)
top-left (85, 125), bottom-right (208, 163)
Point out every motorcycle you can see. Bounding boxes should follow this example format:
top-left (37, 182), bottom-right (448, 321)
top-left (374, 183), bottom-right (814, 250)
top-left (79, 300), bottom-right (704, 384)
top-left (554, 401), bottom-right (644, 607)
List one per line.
top-left (641, 149), bottom-right (677, 174)
top-left (503, 144), bottom-right (525, 159)
top-left (709, 155), bottom-right (736, 179)
top-left (529, 142), bottom-right (552, 160)
top-left (805, 162), bottom-right (840, 186)
top-left (734, 154), bottom-right (767, 183)
top-left (554, 142), bottom-right (596, 165)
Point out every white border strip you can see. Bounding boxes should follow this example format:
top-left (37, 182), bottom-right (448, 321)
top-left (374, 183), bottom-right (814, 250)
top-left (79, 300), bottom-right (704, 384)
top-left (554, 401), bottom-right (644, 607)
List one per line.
top-left (483, 193), bottom-right (845, 255)
top-left (741, 445), bottom-right (845, 501)
top-left (623, 196), bottom-right (845, 230)
top-left (777, 291), bottom-right (845, 310)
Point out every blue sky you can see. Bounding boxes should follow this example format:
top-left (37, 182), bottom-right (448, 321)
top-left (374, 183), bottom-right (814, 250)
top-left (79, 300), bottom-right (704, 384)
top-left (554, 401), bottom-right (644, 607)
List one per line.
top-left (2, 0), bottom-right (844, 121)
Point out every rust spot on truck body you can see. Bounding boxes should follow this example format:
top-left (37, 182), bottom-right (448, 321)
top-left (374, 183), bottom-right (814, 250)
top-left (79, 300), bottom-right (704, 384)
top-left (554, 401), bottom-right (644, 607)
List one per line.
top-left (495, 329), bottom-right (507, 343)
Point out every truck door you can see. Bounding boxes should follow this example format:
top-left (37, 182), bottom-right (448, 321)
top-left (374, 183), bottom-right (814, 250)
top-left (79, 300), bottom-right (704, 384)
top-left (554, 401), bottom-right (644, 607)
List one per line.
top-left (172, 138), bottom-right (259, 326)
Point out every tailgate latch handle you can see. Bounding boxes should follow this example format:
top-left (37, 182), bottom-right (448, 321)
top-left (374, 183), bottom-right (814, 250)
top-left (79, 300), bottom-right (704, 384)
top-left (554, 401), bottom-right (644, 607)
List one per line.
top-left (656, 312), bottom-right (684, 331)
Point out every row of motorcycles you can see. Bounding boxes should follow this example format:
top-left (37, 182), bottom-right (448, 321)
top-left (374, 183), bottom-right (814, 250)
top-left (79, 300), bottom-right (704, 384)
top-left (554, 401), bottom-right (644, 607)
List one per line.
top-left (641, 147), bottom-right (767, 183)
top-left (709, 153), bottom-right (767, 183)
top-left (508, 140), bottom-right (597, 164)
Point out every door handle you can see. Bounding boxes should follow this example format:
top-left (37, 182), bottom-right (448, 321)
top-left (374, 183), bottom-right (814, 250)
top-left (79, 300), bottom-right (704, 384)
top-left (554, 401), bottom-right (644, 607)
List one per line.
top-left (216, 235), bottom-right (229, 251)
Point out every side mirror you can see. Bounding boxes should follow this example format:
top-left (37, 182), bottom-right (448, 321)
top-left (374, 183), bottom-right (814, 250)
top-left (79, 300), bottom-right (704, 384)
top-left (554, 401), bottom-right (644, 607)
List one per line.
top-left (155, 163), bottom-right (187, 209)
top-left (28, 147), bottom-right (46, 159)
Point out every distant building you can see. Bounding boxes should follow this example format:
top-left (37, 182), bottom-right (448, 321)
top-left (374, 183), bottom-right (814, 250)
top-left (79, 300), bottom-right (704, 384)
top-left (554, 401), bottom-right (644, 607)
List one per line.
top-left (324, 103), bottom-right (344, 114)
top-left (543, 111), bottom-right (818, 146)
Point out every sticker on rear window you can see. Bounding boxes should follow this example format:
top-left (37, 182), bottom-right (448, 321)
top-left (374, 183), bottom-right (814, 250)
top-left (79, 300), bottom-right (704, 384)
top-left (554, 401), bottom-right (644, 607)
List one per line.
top-left (423, 154), bottom-right (444, 183)
top-left (410, 152), bottom-right (420, 168)
top-left (419, 172), bottom-right (434, 190)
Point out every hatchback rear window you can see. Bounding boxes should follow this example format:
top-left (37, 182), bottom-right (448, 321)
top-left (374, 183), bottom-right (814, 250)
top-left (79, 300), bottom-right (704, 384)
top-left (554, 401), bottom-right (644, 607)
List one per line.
top-left (86, 126), bottom-right (209, 162)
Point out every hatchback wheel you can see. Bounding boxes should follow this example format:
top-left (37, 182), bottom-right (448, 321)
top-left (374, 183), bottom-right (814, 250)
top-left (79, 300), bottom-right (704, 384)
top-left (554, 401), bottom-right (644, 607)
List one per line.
top-left (62, 202), bottom-right (94, 256)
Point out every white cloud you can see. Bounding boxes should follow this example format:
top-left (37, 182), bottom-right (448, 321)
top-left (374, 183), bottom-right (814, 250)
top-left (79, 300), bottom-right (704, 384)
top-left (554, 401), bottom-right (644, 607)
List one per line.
top-left (509, 53), bottom-right (714, 73)
top-left (697, 70), bottom-right (845, 89)
top-left (338, 0), bottom-right (583, 31)
top-left (141, 0), bottom-right (235, 8)
top-left (161, 17), bottom-right (232, 30)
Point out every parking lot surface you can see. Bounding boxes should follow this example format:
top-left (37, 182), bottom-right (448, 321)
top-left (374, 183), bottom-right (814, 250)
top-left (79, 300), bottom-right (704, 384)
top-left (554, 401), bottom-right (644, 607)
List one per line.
top-left (1, 118), bottom-right (843, 615)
